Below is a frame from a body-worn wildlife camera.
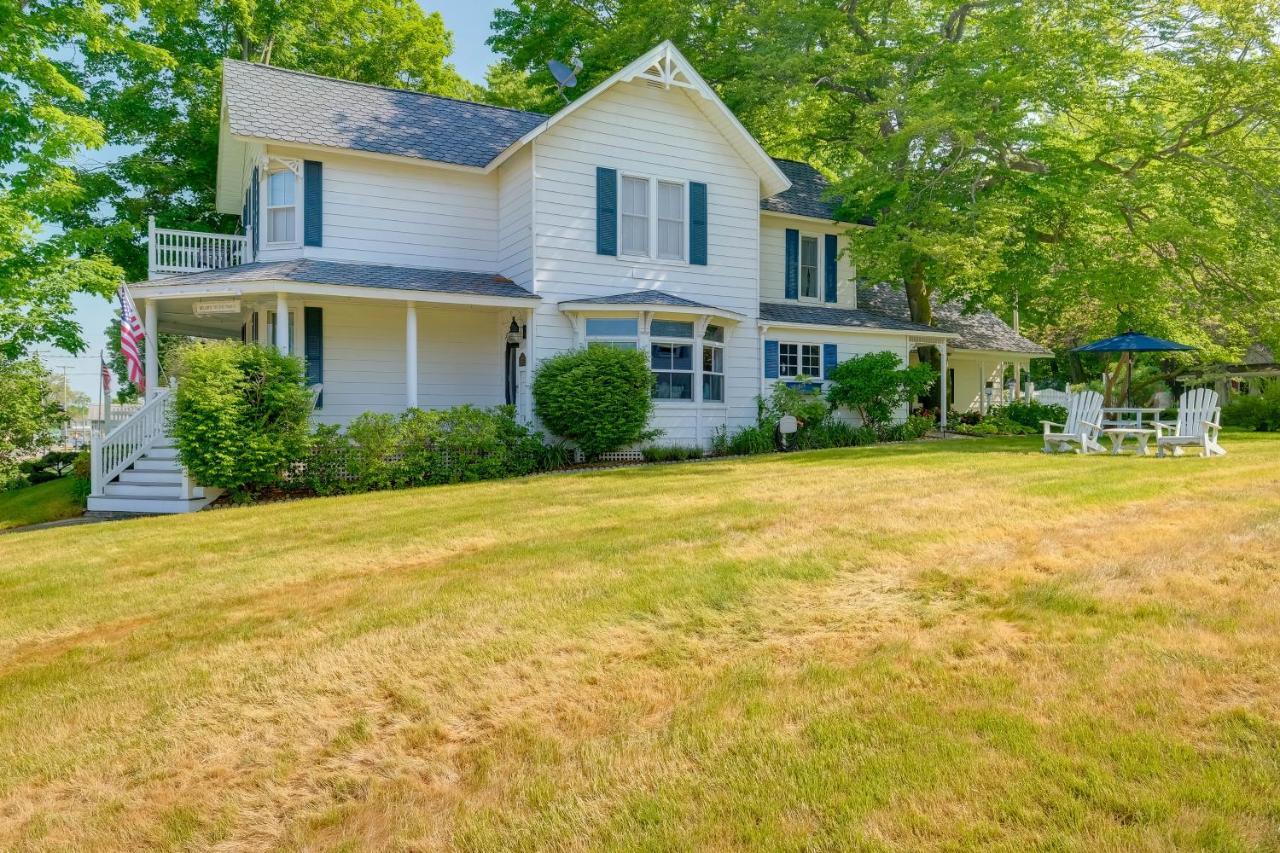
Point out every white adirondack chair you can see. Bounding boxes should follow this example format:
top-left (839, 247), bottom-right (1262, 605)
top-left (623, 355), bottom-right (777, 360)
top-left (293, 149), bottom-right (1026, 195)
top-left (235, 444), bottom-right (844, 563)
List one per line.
top-left (1042, 390), bottom-right (1105, 454)
top-left (1155, 389), bottom-right (1225, 457)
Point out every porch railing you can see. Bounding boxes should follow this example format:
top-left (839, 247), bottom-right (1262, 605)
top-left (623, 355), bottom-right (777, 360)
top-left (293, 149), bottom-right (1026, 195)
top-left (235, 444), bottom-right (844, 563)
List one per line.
top-left (90, 380), bottom-right (174, 496)
top-left (148, 216), bottom-right (249, 277)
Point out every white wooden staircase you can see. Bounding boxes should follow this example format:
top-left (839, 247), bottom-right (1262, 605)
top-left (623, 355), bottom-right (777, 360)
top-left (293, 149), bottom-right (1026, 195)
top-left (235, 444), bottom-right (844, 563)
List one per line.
top-left (88, 381), bottom-right (222, 515)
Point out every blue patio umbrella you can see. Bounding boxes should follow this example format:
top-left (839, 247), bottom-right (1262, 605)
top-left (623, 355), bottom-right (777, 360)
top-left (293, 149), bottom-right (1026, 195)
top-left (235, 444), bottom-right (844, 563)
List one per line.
top-left (1072, 331), bottom-right (1195, 406)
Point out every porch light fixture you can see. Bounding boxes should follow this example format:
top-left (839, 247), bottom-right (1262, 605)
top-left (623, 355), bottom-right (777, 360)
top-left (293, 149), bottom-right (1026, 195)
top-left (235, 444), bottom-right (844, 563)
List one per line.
top-left (506, 318), bottom-right (523, 345)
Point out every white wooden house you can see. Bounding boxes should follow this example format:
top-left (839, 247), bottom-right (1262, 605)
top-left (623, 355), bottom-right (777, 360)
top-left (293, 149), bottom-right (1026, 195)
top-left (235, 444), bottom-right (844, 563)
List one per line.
top-left (91, 42), bottom-right (1046, 513)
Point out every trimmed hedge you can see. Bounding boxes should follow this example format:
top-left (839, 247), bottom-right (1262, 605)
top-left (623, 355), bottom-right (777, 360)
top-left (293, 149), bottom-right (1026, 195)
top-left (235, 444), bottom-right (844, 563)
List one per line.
top-left (533, 347), bottom-right (655, 460)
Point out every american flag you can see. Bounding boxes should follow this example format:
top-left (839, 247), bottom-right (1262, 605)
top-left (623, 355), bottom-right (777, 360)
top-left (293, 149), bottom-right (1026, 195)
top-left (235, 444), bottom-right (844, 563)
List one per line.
top-left (117, 285), bottom-right (146, 393)
top-left (100, 352), bottom-right (112, 395)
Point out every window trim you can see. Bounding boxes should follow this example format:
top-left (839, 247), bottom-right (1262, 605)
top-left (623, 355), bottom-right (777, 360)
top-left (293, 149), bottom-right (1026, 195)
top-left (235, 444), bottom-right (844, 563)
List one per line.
top-left (263, 159), bottom-right (302, 247)
top-left (616, 173), bottom-right (690, 265)
top-left (777, 341), bottom-right (824, 380)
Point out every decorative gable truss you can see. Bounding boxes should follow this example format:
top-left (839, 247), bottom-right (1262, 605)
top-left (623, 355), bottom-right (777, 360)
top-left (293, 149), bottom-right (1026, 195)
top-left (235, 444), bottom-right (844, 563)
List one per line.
top-left (625, 43), bottom-right (700, 92)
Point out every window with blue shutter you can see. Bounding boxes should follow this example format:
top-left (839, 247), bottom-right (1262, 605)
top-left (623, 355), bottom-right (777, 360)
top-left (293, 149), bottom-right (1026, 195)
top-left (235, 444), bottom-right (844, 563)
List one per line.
top-left (784, 229), bottom-right (799, 300)
top-left (250, 166), bottom-right (260, 257)
top-left (764, 340), bottom-right (779, 379)
top-left (689, 182), bottom-right (707, 265)
top-left (303, 160), bottom-right (323, 247)
top-left (822, 343), bottom-right (838, 378)
top-left (824, 234), bottom-right (837, 302)
top-left (304, 306), bottom-right (323, 408)
top-left (242, 190), bottom-right (249, 235)
top-left (596, 167), bottom-right (617, 255)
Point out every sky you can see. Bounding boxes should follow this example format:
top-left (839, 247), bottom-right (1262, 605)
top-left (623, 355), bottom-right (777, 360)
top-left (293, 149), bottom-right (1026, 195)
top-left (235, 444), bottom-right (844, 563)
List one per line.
top-left (44, 1), bottom-right (509, 402)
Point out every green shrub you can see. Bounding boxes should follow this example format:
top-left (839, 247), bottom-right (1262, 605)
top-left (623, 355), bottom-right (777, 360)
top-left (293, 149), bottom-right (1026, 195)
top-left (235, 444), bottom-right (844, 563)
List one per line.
top-left (726, 424), bottom-right (776, 455)
top-left (988, 400), bottom-right (1068, 429)
top-left (301, 405), bottom-right (550, 495)
top-left (172, 341), bottom-right (312, 499)
top-left (641, 445), bottom-right (704, 463)
top-left (533, 347), bottom-right (655, 460)
top-left (881, 414), bottom-right (935, 442)
top-left (1221, 388), bottom-right (1280, 432)
top-left (826, 352), bottom-right (937, 432)
top-left (70, 451), bottom-right (91, 500)
top-left (794, 420), bottom-right (877, 449)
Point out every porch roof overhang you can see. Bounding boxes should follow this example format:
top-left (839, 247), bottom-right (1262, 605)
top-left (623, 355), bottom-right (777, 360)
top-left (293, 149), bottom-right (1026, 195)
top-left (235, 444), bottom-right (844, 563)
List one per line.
top-left (129, 259), bottom-right (540, 310)
top-left (758, 301), bottom-right (954, 340)
top-left (558, 292), bottom-right (747, 325)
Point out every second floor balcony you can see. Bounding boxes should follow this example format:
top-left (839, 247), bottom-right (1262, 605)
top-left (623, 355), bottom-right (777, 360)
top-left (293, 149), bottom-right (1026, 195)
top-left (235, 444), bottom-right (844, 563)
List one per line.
top-left (148, 216), bottom-right (249, 278)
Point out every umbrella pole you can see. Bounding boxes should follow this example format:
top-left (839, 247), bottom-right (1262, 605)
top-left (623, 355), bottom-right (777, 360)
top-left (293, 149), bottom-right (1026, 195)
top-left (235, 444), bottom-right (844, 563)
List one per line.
top-left (1126, 353), bottom-right (1133, 408)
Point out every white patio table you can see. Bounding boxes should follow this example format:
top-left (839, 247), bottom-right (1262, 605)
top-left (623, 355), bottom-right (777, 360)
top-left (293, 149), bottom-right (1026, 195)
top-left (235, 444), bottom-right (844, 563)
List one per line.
top-left (1104, 427), bottom-right (1157, 456)
top-left (1102, 407), bottom-right (1165, 429)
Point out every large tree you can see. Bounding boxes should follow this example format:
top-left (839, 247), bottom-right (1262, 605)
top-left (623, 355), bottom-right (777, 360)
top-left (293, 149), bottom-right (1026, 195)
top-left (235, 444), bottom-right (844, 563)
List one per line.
top-left (60, 0), bottom-right (477, 282)
top-left (0, 0), bottom-right (159, 357)
top-left (490, 0), bottom-right (1280, 361)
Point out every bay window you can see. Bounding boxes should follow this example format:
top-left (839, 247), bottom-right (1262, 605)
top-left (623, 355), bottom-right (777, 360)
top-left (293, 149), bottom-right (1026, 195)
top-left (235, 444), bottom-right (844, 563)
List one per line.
top-left (651, 319), bottom-right (694, 400)
top-left (702, 324), bottom-right (725, 402)
top-left (585, 317), bottom-right (638, 350)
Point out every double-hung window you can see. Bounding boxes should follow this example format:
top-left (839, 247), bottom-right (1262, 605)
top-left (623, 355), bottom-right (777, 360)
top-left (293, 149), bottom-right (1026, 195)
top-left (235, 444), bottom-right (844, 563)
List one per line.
top-left (620, 176), bottom-right (650, 257)
top-left (779, 342), bottom-right (822, 379)
top-left (656, 181), bottom-right (685, 260)
top-left (651, 319), bottom-right (694, 400)
top-left (266, 167), bottom-right (298, 244)
top-left (702, 324), bottom-right (725, 402)
top-left (619, 175), bottom-right (686, 262)
top-left (585, 317), bottom-right (639, 350)
top-left (799, 235), bottom-right (819, 299)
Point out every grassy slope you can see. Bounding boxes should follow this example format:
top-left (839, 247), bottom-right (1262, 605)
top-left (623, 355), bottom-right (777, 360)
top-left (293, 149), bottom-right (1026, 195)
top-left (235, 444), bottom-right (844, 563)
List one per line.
top-left (1, 435), bottom-right (1278, 850)
top-left (0, 477), bottom-right (82, 531)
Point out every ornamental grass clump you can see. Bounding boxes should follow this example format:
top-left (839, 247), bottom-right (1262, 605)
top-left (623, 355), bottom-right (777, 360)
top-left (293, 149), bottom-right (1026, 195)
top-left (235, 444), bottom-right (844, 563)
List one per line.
top-left (533, 347), bottom-right (655, 460)
top-left (172, 341), bottom-right (311, 501)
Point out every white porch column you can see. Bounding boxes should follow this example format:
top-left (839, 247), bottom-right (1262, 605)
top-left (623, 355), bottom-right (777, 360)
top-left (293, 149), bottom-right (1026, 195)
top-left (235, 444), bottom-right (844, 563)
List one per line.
top-left (978, 359), bottom-right (987, 416)
top-left (939, 340), bottom-right (948, 431)
top-left (256, 305), bottom-right (270, 346)
top-left (274, 293), bottom-right (289, 352)
top-left (405, 301), bottom-right (418, 409)
top-left (1013, 361), bottom-right (1022, 402)
top-left (144, 298), bottom-right (158, 399)
top-left (521, 307), bottom-right (536, 423)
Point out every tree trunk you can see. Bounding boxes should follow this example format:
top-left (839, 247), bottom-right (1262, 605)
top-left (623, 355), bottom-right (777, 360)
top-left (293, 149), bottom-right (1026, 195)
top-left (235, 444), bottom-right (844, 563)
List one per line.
top-left (905, 260), bottom-right (932, 325)
top-left (1067, 351), bottom-right (1086, 384)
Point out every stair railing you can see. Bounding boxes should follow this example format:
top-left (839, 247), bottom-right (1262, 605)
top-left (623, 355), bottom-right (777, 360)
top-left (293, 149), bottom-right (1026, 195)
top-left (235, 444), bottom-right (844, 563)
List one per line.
top-left (90, 379), bottom-right (175, 496)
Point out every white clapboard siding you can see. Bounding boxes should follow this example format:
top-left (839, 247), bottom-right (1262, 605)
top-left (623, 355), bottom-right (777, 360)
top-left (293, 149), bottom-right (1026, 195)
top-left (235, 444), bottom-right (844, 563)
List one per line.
top-left (262, 146), bottom-right (501, 272)
top-left (759, 214), bottom-right (858, 307)
top-left (529, 79), bottom-right (765, 444)
top-left (308, 299), bottom-right (509, 426)
top-left (497, 145), bottom-right (534, 288)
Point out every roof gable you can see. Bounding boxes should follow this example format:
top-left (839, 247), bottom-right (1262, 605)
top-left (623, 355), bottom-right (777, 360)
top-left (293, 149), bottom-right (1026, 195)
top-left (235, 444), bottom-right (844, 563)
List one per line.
top-left (489, 42), bottom-right (791, 198)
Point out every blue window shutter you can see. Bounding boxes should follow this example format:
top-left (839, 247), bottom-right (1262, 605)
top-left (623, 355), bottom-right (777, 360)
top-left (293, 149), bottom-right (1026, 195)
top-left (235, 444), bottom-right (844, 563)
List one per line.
top-left (823, 343), bottom-right (838, 378)
top-left (764, 340), bottom-right (779, 379)
top-left (784, 229), bottom-right (799, 299)
top-left (304, 306), bottom-right (323, 408)
top-left (242, 190), bottom-right (249, 235)
top-left (596, 167), bottom-right (617, 255)
top-left (303, 160), bottom-right (323, 247)
top-left (689, 182), bottom-right (708, 265)
top-left (824, 234), bottom-right (838, 302)
top-left (250, 166), bottom-right (260, 257)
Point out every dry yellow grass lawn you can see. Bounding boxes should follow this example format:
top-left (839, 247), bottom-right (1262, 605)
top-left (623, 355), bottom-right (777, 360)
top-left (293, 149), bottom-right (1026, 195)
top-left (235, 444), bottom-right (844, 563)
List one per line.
top-left (1, 434), bottom-right (1278, 851)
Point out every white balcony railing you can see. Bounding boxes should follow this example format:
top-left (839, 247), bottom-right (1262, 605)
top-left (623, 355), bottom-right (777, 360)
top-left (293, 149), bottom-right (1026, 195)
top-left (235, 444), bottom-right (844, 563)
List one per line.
top-left (148, 216), bottom-right (249, 277)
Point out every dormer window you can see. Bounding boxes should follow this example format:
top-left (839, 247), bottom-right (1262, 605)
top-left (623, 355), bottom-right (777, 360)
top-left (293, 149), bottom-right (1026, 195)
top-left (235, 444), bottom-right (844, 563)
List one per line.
top-left (266, 165), bottom-right (298, 244)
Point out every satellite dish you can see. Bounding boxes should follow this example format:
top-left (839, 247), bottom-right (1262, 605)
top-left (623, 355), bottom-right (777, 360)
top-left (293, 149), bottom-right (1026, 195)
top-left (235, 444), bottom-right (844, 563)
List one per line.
top-left (547, 57), bottom-right (582, 103)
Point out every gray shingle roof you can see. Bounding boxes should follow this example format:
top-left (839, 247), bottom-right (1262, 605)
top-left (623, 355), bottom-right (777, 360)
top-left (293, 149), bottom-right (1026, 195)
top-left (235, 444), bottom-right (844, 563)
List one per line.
top-left (147, 259), bottom-right (538, 300)
top-left (759, 301), bottom-right (941, 334)
top-left (222, 60), bottom-right (547, 168)
top-left (559, 291), bottom-right (720, 309)
top-left (761, 159), bottom-right (872, 225)
top-left (856, 283), bottom-right (1051, 354)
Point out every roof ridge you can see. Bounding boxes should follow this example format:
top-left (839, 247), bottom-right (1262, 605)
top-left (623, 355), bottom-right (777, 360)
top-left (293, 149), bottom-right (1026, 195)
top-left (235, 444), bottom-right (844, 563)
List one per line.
top-left (222, 58), bottom-right (549, 121)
